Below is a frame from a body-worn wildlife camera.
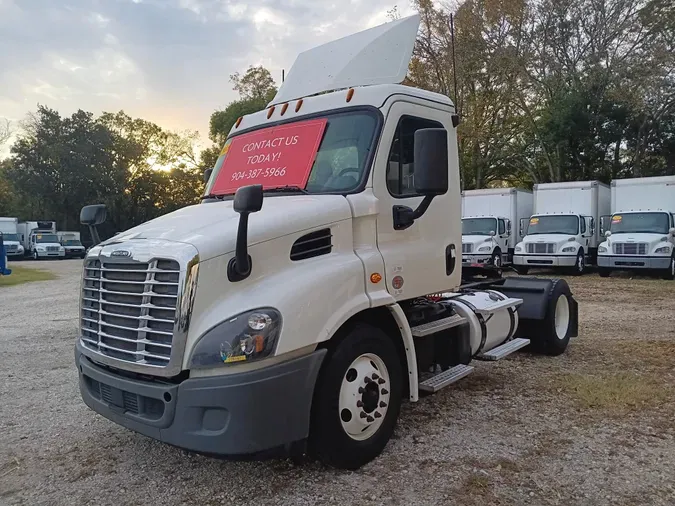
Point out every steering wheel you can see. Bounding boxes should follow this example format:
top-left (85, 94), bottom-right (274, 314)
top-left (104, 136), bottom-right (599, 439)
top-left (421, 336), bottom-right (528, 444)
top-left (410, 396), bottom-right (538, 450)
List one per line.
top-left (336, 167), bottom-right (360, 178)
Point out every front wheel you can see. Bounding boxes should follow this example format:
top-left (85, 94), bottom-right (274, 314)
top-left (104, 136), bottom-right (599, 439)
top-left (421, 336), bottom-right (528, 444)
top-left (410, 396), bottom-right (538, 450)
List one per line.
top-left (32, 250), bottom-right (39, 261)
top-left (572, 250), bottom-right (585, 276)
top-left (598, 268), bottom-right (611, 278)
top-left (309, 323), bottom-right (403, 470)
top-left (663, 255), bottom-right (675, 281)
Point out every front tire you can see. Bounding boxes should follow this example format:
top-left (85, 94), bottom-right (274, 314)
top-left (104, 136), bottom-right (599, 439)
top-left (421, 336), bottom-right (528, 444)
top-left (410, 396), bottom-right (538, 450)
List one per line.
top-left (491, 249), bottom-right (502, 269)
top-left (529, 279), bottom-right (573, 356)
top-left (572, 249), bottom-right (585, 276)
top-left (309, 323), bottom-right (403, 470)
top-left (32, 250), bottom-right (39, 261)
top-left (663, 255), bottom-right (675, 281)
top-left (598, 268), bottom-right (611, 278)
top-left (515, 265), bottom-right (529, 275)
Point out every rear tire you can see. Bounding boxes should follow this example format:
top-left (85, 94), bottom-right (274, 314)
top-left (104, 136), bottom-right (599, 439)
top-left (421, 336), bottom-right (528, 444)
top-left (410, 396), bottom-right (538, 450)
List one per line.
top-left (529, 279), bottom-right (573, 356)
top-left (662, 255), bottom-right (675, 281)
top-left (308, 323), bottom-right (403, 470)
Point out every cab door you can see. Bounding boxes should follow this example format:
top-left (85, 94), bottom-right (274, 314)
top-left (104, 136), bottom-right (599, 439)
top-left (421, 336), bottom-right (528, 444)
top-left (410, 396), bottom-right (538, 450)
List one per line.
top-left (371, 98), bottom-right (461, 300)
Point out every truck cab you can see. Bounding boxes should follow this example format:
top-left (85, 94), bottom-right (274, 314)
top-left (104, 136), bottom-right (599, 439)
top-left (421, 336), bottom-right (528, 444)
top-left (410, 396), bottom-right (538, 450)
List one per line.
top-left (461, 215), bottom-right (510, 268)
top-left (74, 15), bottom-right (578, 470)
top-left (58, 232), bottom-right (86, 259)
top-left (0, 218), bottom-right (24, 258)
top-left (597, 176), bottom-right (675, 279)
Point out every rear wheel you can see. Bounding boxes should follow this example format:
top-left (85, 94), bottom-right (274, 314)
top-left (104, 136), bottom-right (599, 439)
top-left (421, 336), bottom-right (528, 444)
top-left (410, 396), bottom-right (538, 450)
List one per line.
top-left (662, 255), bottom-right (675, 281)
top-left (309, 323), bottom-right (403, 470)
top-left (529, 279), bottom-right (573, 356)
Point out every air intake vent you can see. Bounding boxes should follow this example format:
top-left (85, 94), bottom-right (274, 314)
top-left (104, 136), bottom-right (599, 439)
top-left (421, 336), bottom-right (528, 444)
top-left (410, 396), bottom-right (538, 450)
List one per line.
top-left (290, 229), bottom-right (333, 261)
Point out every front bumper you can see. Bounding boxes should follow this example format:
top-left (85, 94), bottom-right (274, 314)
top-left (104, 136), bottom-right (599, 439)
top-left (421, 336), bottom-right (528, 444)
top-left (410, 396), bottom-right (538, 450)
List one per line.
top-left (6, 250), bottom-right (23, 257)
top-left (597, 255), bottom-right (671, 270)
top-left (76, 345), bottom-right (327, 458)
top-left (513, 254), bottom-right (577, 267)
top-left (35, 250), bottom-right (65, 258)
top-left (462, 253), bottom-right (495, 266)
top-left (64, 249), bottom-right (86, 258)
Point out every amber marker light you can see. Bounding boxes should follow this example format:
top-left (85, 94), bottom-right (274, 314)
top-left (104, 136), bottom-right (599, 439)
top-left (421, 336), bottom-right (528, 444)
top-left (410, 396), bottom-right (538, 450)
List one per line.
top-left (370, 273), bottom-right (382, 284)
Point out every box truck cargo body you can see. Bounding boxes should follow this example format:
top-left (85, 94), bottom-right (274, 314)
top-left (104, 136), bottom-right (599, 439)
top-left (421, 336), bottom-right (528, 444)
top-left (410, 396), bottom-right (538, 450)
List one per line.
top-left (0, 217), bottom-right (24, 258)
top-left (597, 176), bottom-right (675, 279)
top-left (513, 181), bottom-right (610, 274)
top-left (460, 188), bottom-right (533, 267)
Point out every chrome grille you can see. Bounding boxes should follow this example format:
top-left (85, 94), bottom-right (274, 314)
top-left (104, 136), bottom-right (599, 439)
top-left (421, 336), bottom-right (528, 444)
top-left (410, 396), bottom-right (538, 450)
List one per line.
top-left (80, 258), bottom-right (180, 367)
top-left (47, 246), bottom-right (59, 252)
top-left (613, 243), bottom-right (647, 255)
top-left (462, 243), bottom-right (473, 254)
top-left (527, 243), bottom-right (555, 254)
top-left (6, 244), bottom-right (17, 251)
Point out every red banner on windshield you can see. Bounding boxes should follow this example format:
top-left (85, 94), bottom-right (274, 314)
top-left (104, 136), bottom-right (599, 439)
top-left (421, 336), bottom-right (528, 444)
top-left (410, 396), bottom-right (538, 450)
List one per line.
top-left (210, 119), bottom-right (328, 195)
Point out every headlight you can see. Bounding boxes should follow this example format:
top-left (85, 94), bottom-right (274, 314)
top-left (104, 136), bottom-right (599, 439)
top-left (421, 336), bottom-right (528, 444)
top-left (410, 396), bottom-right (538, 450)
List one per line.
top-left (655, 246), bottom-right (672, 254)
top-left (598, 246), bottom-right (607, 253)
top-left (562, 246), bottom-right (576, 253)
top-left (189, 308), bottom-right (282, 369)
top-left (478, 246), bottom-right (491, 252)
top-left (515, 245), bottom-right (523, 252)
top-left (36, 246), bottom-right (45, 251)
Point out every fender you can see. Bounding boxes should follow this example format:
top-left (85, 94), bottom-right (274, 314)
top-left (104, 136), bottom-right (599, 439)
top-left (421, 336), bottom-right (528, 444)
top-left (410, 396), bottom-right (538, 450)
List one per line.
top-left (386, 303), bottom-right (419, 402)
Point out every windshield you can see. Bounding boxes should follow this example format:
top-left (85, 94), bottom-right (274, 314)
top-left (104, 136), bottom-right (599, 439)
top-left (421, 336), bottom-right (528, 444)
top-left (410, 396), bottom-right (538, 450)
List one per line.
top-left (527, 215), bottom-right (579, 235)
top-left (35, 234), bottom-right (59, 243)
top-left (62, 240), bottom-right (82, 246)
top-left (1, 233), bottom-right (19, 242)
top-left (205, 110), bottom-right (379, 196)
top-left (462, 218), bottom-right (497, 236)
top-left (610, 212), bottom-right (670, 234)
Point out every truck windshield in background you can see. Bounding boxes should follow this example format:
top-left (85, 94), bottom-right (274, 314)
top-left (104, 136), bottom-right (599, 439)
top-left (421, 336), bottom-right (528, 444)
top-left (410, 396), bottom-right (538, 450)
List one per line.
top-left (62, 240), bottom-right (82, 246)
top-left (462, 218), bottom-right (497, 235)
top-left (2, 234), bottom-right (19, 242)
top-left (35, 234), bottom-right (59, 244)
top-left (610, 212), bottom-right (670, 234)
top-left (527, 215), bottom-right (579, 235)
top-left (205, 110), bottom-right (379, 197)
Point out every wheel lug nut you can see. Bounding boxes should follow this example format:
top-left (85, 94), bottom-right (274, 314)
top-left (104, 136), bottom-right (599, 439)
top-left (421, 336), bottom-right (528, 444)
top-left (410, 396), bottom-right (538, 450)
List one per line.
top-left (356, 400), bottom-right (363, 408)
top-left (381, 388), bottom-right (389, 395)
top-left (364, 377), bottom-right (372, 384)
top-left (360, 412), bottom-right (367, 419)
top-left (374, 412), bottom-right (382, 418)
top-left (372, 373), bottom-right (379, 380)
top-left (379, 401), bottom-right (387, 408)
top-left (378, 378), bottom-right (385, 384)
top-left (366, 416), bottom-right (374, 423)
top-left (358, 387), bottom-right (364, 394)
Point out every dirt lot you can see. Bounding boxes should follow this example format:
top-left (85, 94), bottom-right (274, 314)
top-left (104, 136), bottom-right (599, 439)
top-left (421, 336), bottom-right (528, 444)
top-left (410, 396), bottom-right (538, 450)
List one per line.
top-left (1, 260), bottom-right (674, 506)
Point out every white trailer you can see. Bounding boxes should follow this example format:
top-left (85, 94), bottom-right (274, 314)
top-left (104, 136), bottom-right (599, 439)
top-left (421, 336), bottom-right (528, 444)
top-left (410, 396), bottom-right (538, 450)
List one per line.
top-left (73, 15), bottom-right (579, 471)
top-left (514, 181), bottom-right (610, 275)
top-left (17, 221), bottom-right (65, 260)
top-left (597, 175), bottom-right (675, 279)
top-left (0, 217), bottom-right (25, 258)
top-left (461, 188), bottom-right (533, 268)
top-left (57, 231), bottom-right (86, 259)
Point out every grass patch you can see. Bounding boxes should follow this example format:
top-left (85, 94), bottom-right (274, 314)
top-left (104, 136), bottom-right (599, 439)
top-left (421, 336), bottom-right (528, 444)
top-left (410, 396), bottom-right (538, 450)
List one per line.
top-left (558, 372), bottom-right (670, 413)
top-left (0, 266), bottom-right (57, 286)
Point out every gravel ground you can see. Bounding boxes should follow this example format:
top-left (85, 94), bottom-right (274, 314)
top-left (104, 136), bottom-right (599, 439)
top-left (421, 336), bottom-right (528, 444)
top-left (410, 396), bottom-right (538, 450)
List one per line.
top-left (1, 260), bottom-right (674, 506)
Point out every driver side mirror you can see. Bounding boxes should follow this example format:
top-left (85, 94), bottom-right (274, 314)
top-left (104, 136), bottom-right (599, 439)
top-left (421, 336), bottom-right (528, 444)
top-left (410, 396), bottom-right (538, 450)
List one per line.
top-left (670, 227), bottom-right (675, 237)
top-left (80, 204), bottom-right (107, 248)
top-left (519, 218), bottom-right (529, 238)
top-left (599, 215), bottom-right (610, 236)
top-left (507, 220), bottom-right (512, 236)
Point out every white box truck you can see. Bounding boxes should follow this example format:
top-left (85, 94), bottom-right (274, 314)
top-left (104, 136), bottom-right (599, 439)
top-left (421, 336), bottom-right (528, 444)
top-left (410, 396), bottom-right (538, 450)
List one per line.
top-left (514, 181), bottom-right (610, 275)
top-left (597, 175), bottom-right (675, 279)
top-left (57, 231), bottom-right (86, 259)
top-left (17, 221), bottom-right (65, 260)
top-left (0, 217), bottom-right (25, 258)
top-left (461, 188), bottom-right (533, 268)
top-left (73, 15), bottom-right (579, 471)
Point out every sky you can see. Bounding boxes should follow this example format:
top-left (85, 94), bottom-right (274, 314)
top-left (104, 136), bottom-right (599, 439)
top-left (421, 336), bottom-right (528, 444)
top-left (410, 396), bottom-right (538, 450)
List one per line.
top-left (0, 0), bottom-right (415, 156)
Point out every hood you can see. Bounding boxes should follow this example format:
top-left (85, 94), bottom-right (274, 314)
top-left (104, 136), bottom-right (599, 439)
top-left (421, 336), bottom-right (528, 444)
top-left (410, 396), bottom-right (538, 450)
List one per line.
top-left (105, 194), bottom-right (353, 262)
top-left (523, 234), bottom-right (577, 246)
top-left (607, 232), bottom-right (668, 244)
top-left (462, 235), bottom-right (493, 246)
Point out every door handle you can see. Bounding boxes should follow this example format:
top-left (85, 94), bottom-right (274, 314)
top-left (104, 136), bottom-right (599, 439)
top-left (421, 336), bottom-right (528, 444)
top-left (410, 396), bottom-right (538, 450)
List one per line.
top-left (446, 244), bottom-right (456, 275)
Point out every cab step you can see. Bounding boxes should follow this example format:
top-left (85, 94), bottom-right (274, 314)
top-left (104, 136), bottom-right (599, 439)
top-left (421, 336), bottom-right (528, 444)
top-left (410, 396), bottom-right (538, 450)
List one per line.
top-left (476, 338), bottom-right (531, 361)
top-left (473, 297), bottom-right (523, 317)
top-left (419, 364), bottom-right (474, 393)
top-left (411, 314), bottom-right (467, 338)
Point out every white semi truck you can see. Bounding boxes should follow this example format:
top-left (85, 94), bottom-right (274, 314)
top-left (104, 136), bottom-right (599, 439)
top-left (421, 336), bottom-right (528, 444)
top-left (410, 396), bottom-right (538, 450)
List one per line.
top-left (17, 221), bottom-right (65, 260)
top-left (461, 188), bottom-right (533, 269)
top-left (597, 175), bottom-right (675, 280)
top-left (57, 231), bottom-right (87, 259)
top-left (0, 217), bottom-right (25, 258)
top-left (74, 15), bottom-right (579, 470)
top-left (514, 181), bottom-right (610, 275)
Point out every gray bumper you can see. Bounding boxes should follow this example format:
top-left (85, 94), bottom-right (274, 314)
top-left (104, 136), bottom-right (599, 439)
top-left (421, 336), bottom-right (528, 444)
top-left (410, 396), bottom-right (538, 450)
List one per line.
top-left (597, 255), bottom-right (671, 270)
top-left (76, 347), bottom-right (326, 457)
top-left (513, 254), bottom-right (577, 267)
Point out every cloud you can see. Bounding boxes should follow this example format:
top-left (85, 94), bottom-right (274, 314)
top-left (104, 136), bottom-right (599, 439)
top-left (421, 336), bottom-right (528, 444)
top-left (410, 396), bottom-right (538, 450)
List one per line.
top-left (0, 0), bottom-right (416, 154)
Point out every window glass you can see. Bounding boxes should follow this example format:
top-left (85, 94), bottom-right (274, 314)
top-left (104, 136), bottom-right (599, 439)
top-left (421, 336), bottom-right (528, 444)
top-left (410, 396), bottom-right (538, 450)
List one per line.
top-left (498, 219), bottom-right (506, 235)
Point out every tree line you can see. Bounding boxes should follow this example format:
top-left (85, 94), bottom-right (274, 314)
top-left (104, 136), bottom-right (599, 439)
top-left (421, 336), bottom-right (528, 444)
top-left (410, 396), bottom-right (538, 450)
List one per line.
top-left (1, 0), bottom-right (673, 238)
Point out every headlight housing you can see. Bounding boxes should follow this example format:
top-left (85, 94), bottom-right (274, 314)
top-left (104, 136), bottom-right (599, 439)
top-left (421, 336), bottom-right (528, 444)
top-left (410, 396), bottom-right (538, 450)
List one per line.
top-left (478, 246), bottom-right (491, 252)
top-left (562, 246), bottom-right (576, 253)
top-left (598, 246), bottom-right (607, 253)
top-left (655, 245), bottom-right (672, 254)
top-left (515, 245), bottom-right (523, 252)
top-left (189, 308), bottom-right (282, 369)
